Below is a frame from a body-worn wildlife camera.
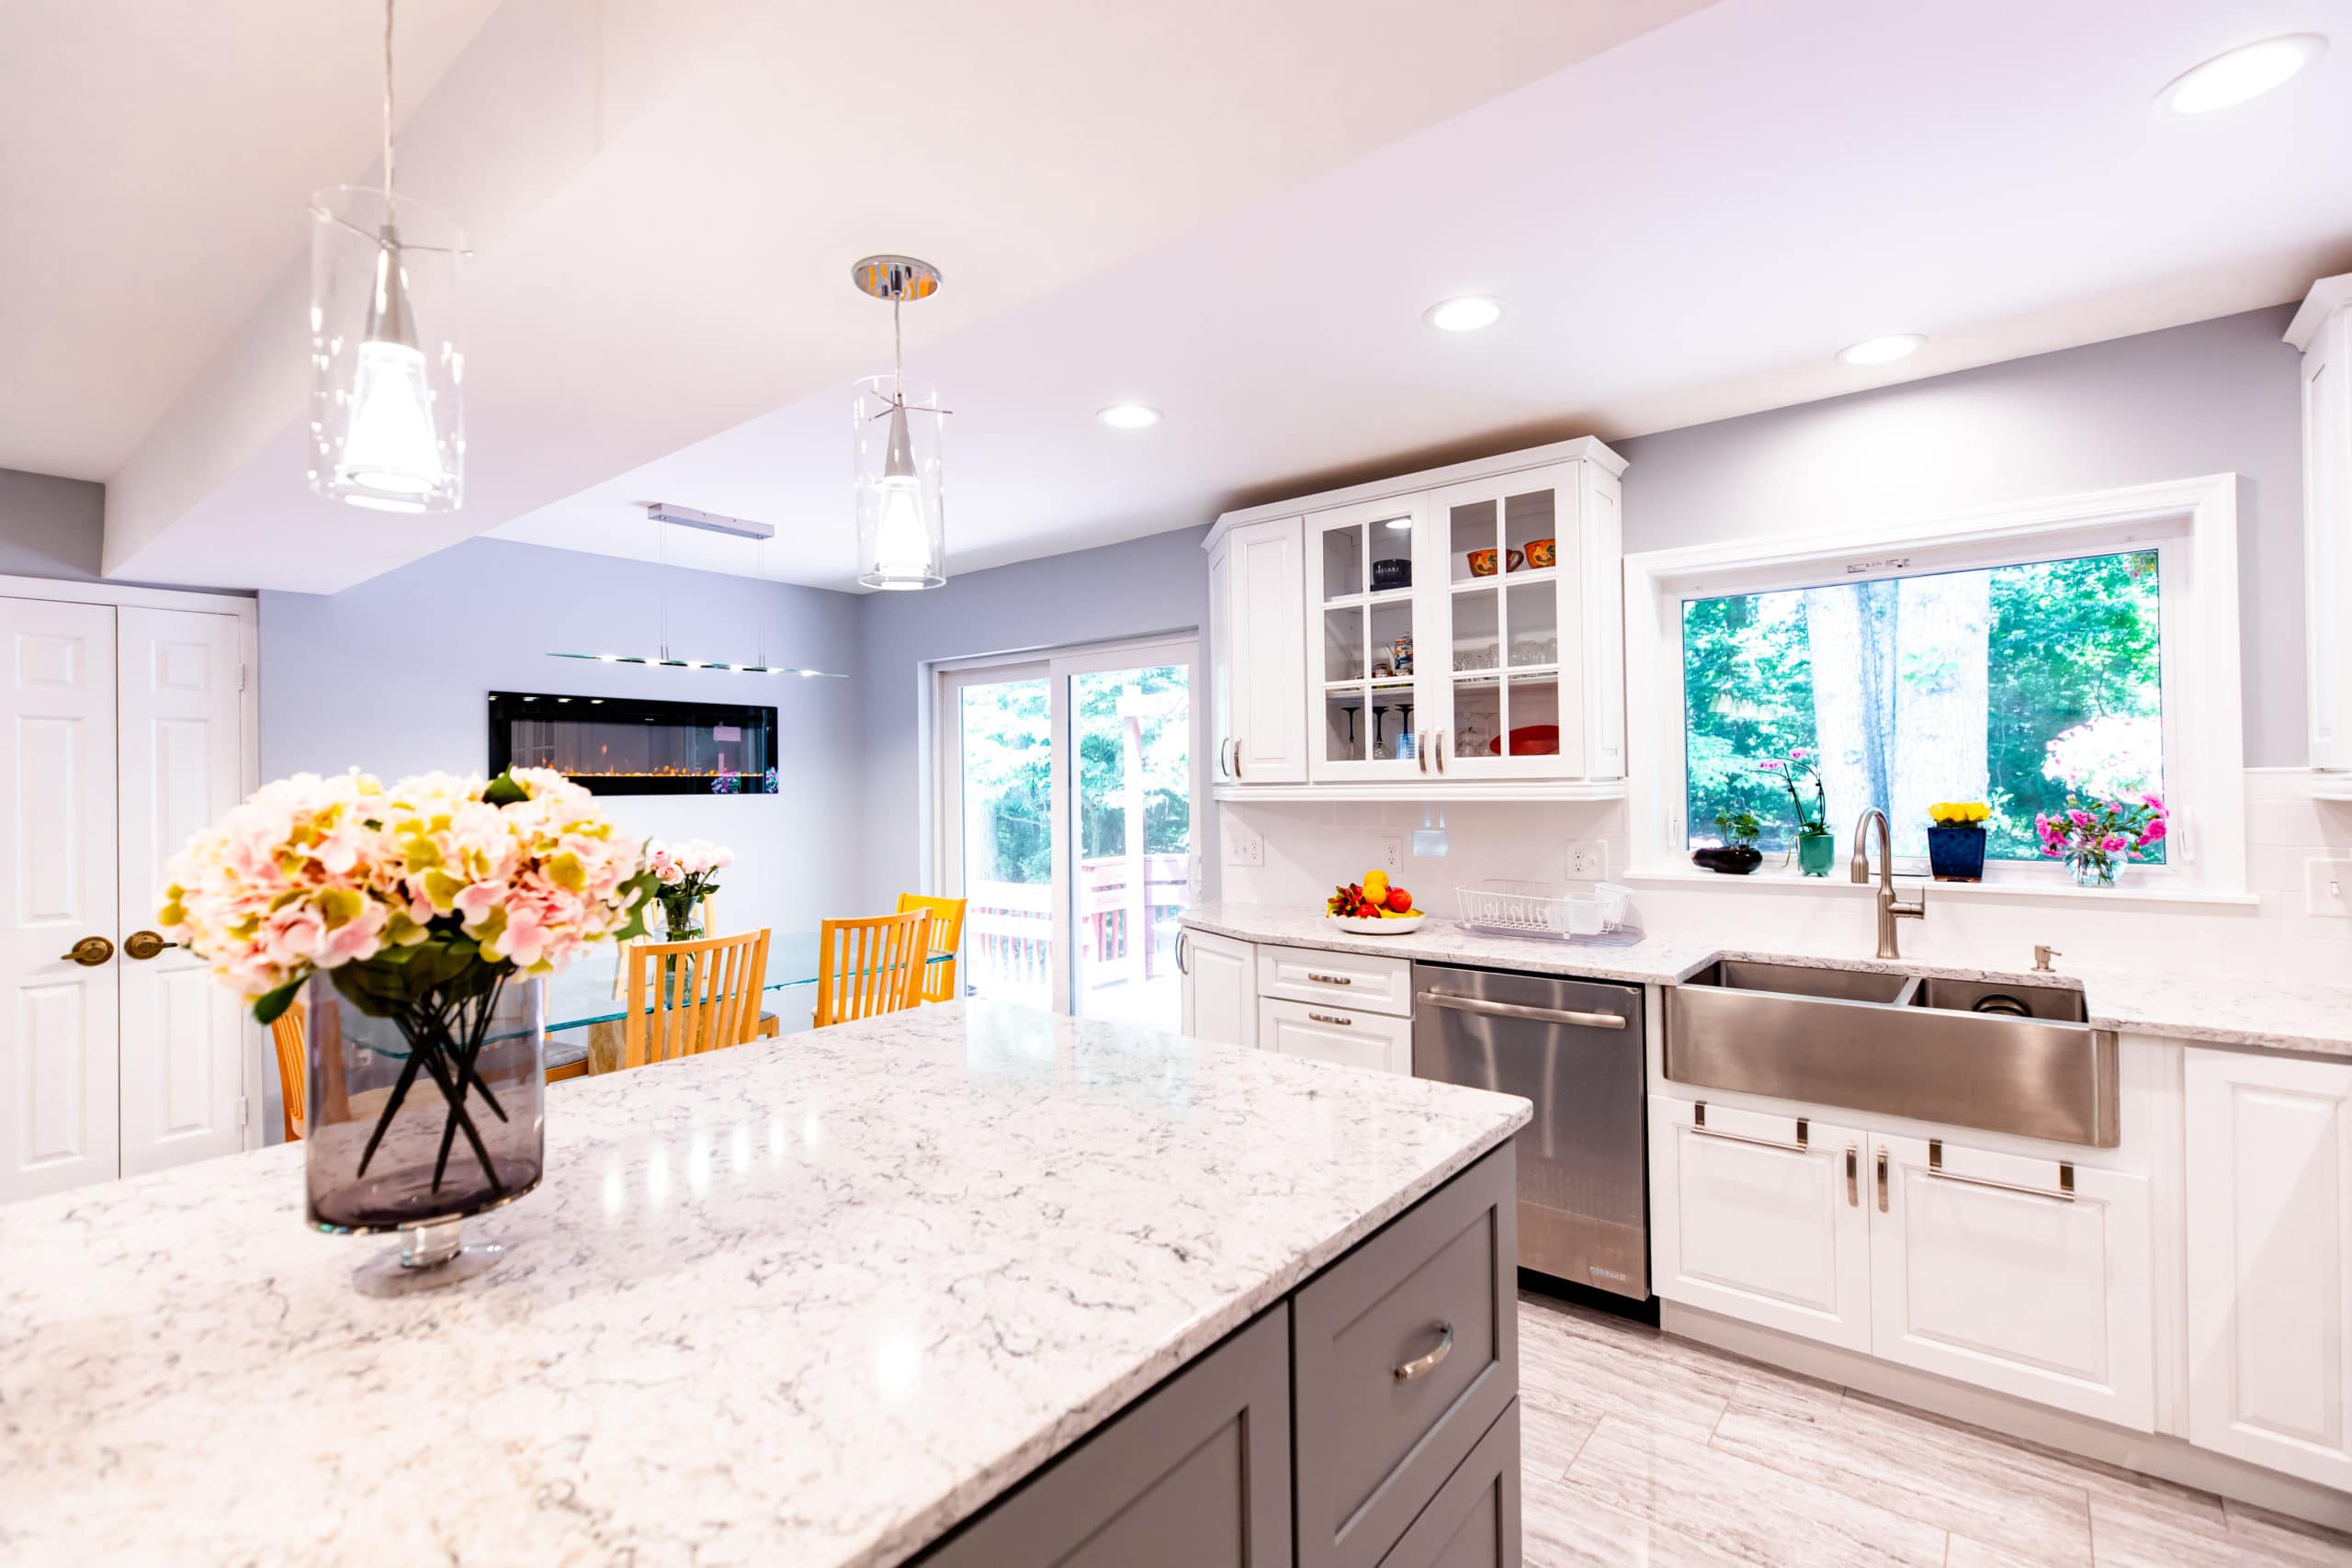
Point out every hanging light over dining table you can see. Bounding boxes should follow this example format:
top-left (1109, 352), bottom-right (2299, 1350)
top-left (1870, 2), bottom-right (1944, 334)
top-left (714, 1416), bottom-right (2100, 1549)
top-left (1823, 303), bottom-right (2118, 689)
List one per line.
top-left (307, 0), bottom-right (468, 513)
top-left (851, 254), bottom-right (948, 590)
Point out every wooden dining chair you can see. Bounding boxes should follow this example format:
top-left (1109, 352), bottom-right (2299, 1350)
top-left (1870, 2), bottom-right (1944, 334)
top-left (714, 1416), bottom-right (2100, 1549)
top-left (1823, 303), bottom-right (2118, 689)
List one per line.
top-left (814, 909), bottom-right (931, 1028)
top-left (619, 929), bottom-right (774, 1072)
top-left (269, 1002), bottom-right (308, 1143)
top-left (894, 893), bottom-right (968, 1004)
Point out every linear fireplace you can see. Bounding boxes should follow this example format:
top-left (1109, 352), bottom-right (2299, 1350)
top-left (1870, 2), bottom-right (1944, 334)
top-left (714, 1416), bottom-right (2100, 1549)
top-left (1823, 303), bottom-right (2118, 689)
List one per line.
top-left (486, 691), bottom-right (778, 795)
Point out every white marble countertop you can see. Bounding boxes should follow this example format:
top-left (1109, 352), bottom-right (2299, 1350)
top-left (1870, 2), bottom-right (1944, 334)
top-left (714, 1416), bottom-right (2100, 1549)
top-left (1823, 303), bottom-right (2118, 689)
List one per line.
top-left (1182, 901), bottom-right (2352, 1058)
top-left (0, 1000), bottom-right (1530, 1568)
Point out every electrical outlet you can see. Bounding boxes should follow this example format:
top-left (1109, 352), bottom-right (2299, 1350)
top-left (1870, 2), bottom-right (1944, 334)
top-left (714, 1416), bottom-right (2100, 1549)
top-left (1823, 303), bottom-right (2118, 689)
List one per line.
top-left (2308, 857), bottom-right (2352, 919)
top-left (1565, 839), bottom-right (1608, 880)
top-left (1380, 834), bottom-right (1403, 873)
top-left (1225, 823), bottom-right (1264, 869)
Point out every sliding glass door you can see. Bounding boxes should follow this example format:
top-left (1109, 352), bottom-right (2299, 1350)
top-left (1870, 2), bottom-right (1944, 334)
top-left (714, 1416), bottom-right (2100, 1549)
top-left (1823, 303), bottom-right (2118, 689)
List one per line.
top-left (937, 637), bottom-right (1200, 1025)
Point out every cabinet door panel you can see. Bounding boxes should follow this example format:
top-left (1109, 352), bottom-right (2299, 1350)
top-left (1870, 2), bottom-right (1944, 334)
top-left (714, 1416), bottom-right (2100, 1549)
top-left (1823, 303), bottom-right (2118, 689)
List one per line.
top-left (1871, 1134), bottom-right (2153, 1431)
top-left (1377, 1401), bottom-right (1520, 1568)
top-left (1180, 931), bottom-right (1255, 1049)
top-left (1229, 517), bottom-right (1307, 783)
top-left (1306, 499), bottom-right (1432, 783)
top-left (1260, 998), bottom-right (1411, 1076)
top-left (2185, 1051), bottom-right (2352, 1488)
top-left (1648, 1097), bottom-right (1871, 1350)
top-left (918, 1307), bottom-right (1291, 1567)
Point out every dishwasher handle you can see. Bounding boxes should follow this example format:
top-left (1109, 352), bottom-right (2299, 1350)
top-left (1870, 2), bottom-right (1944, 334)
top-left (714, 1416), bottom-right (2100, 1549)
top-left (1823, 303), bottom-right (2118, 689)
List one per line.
top-left (1416, 990), bottom-right (1629, 1030)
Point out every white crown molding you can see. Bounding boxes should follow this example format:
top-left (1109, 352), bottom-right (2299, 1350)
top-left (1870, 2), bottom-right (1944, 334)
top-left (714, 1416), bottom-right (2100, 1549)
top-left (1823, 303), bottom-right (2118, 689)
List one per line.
top-left (1204, 435), bottom-right (1627, 548)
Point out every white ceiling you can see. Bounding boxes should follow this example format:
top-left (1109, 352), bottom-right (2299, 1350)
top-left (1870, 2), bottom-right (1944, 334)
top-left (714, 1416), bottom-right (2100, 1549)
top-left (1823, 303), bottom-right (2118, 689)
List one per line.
top-left (70, 0), bottom-right (1706, 592)
top-left (0, 0), bottom-right (503, 480)
top-left (490, 0), bottom-right (2352, 590)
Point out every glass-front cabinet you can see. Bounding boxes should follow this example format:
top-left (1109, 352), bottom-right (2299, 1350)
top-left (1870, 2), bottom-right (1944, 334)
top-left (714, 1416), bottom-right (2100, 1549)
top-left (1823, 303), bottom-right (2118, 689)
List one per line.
top-left (1306, 495), bottom-right (1432, 780)
top-left (1223, 436), bottom-right (1627, 794)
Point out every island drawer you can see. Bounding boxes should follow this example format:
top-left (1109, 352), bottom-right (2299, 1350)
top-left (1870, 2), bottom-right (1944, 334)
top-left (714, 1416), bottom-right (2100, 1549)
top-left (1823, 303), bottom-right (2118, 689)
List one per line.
top-left (914, 1305), bottom-right (1293, 1567)
top-left (1259, 944), bottom-right (1414, 1017)
top-left (1294, 1142), bottom-right (1518, 1568)
top-left (1378, 1400), bottom-right (1521, 1568)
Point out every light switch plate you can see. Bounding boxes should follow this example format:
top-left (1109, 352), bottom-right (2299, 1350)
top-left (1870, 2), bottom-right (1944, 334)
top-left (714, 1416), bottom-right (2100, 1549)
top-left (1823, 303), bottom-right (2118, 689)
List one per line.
top-left (1565, 839), bottom-right (1608, 880)
top-left (2307, 857), bottom-right (2352, 919)
top-left (1225, 822), bottom-right (1264, 869)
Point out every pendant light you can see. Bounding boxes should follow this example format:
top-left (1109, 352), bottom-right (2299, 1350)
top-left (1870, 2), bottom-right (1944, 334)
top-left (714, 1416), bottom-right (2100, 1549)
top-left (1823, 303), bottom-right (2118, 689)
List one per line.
top-left (851, 255), bottom-right (948, 590)
top-left (307, 0), bottom-right (468, 513)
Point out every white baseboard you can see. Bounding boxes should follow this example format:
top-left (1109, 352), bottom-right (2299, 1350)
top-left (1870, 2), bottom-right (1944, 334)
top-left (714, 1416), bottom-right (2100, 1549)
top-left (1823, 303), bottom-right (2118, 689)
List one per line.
top-left (1662, 1303), bottom-right (2352, 1534)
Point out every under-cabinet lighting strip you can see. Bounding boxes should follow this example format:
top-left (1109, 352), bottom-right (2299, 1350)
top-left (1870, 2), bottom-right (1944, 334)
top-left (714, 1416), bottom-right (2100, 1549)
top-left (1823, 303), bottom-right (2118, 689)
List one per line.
top-left (545, 651), bottom-right (844, 678)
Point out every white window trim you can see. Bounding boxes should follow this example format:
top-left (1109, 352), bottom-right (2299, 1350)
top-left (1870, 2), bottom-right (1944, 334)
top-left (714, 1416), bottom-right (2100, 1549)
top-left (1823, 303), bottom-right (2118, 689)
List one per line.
top-left (1621, 473), bottom-right (2246, 899)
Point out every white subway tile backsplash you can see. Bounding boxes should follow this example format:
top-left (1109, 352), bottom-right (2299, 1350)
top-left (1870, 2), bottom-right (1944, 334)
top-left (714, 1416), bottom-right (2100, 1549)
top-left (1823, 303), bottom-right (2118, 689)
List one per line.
top-left (1219, 771), bottom-right (2352, 982)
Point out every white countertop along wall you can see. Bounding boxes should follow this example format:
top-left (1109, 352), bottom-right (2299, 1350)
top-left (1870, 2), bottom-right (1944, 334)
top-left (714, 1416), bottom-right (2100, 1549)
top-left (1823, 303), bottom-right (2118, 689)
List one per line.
top-left (0, 1001), bottom-right (1527, 1568)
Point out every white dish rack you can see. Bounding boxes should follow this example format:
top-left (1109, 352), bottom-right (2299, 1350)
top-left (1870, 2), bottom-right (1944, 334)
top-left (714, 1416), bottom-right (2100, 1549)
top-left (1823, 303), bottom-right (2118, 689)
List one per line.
top-left (1455, 879), bottom-right (1634, 941)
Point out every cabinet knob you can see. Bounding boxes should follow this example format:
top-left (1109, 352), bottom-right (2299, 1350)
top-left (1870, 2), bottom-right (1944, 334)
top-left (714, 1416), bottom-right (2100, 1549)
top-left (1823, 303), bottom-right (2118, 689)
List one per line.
top-left (59, 936), bottom-right (115, 967)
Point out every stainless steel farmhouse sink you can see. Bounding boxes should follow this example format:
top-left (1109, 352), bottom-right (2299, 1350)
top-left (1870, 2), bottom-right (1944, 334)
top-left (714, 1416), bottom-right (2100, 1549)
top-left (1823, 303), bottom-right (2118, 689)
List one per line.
top-left (1665, 961), bottom-right (2117, 1146)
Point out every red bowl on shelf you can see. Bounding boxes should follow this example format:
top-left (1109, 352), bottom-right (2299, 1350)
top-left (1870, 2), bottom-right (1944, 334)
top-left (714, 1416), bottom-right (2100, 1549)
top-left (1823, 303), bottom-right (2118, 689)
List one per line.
top-left (1488, 725), bottom-right (1560, 756)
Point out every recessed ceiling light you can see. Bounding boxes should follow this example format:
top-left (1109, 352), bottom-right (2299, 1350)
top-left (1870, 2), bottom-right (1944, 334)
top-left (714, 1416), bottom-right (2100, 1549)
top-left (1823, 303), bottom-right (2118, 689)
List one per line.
top-left (1838, 333), bottom-right (1927, 367)
top-left (1424, 295), bottom-right (1503, 333)
top-left (2158, 34), bottom-right (2327, 116)
top-left (1097, 403), bottom-right (1162, 430)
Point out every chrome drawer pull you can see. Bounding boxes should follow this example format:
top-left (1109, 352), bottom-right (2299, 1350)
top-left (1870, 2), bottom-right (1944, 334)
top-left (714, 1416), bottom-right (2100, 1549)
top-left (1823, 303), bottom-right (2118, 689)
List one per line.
top-left (1307, 1011), bottom-right (1352, 1027)
top-left (1690, 1100), bottom-right (1808, 1153)
top-left (1306, 972), bottom-right (1352, 986)
top-left (1395, 1322), bottom-right (1454, 1382)
top-left (1925, 1139), bottom-right (2076, 1203)
top-left (1416, 991), bottom-right (1627, 1029)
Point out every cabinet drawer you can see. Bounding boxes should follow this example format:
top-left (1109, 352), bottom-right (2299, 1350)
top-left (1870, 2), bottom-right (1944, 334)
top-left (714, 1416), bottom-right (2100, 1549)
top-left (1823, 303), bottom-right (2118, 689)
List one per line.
top-left (1378, 1402), bottom-right (1521, 1568)
top-left (1259, 944), bottom-right (1413, 1017)
top-left (916, 1306), bottom-right (1292, 1567)
top-left (1261, 998), bottom-right (1413, 1076)
top-left (1295, 1143), bottom-right (1517, 1568)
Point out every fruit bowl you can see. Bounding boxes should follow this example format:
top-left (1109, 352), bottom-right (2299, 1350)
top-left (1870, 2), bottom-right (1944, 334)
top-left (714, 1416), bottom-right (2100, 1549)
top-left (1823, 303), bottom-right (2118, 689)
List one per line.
top-left (1328, 912), bottom-right (1427, 935)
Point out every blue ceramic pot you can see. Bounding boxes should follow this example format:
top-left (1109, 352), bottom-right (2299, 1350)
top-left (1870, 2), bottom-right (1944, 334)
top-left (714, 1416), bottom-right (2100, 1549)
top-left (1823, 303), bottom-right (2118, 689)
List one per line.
top-left (1927, 824), bottom-right (1987, 882)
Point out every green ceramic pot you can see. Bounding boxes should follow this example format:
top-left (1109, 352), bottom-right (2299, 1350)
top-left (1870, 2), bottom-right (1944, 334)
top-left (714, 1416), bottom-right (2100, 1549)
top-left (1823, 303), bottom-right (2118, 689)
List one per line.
top-left (1797, 832), bottom-right (1836, 877)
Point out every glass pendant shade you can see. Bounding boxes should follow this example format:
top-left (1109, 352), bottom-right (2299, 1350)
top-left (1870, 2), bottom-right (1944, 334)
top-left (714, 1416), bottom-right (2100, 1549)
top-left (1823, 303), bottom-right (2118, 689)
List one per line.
top-left (854, 376), bottom-right (945, 590)
top-left (308, 186), bottom-right (466, 513)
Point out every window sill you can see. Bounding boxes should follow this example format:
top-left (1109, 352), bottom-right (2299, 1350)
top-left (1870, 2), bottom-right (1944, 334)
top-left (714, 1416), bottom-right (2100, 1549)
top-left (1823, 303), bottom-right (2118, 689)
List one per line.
top-left (1621, 865), bottom-right (2260, 910)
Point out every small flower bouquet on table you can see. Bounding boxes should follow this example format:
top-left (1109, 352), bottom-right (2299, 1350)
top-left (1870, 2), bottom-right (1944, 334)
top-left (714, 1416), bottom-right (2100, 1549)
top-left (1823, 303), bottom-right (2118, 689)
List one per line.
top-left (159, 767), bottom-right (655, 1286)
top-left (647, 838), bottom-right (734, 940)
top-left (2033, 794), bottom-right (2168, 888)
top-left (1926, 801), bottom-right (1990, 882)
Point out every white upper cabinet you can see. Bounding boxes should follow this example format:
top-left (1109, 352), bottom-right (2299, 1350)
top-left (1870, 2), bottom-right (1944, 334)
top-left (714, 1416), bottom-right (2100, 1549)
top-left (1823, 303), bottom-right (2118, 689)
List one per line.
top-left (2291, 274), bottom-right (2352, 779)
top-left (1206, 437), bottom-right (1627, 797)
top-left (1208, 516), bottom-right (1306, 784)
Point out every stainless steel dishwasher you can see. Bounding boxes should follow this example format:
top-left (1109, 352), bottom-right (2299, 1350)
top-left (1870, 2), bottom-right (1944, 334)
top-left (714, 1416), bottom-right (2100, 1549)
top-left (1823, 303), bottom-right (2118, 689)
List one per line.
top-left (1412, 963), bottom-right (1649, 1300)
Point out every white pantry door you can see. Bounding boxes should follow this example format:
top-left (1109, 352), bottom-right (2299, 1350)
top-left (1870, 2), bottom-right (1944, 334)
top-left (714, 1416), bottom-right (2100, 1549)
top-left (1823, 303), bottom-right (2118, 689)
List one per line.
top-left (115, 608), bottom-right (247, 1177)
top-left (0, 597), bottom-right (121, 1201)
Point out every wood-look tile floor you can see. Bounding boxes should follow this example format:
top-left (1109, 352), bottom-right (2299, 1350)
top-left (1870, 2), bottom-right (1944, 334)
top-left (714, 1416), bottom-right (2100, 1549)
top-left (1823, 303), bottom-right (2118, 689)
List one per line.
top-left (1517, 1290), bottom-right (2352, 1568)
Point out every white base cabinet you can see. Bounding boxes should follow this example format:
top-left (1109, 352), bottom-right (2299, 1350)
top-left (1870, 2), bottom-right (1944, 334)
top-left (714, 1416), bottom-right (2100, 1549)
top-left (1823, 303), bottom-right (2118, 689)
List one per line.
top-left (1257, 997), bottom-right (1411, 1077)
top-left (2184, 1050), bottom-right (2352, 1491)
top-left (1178, 931), bottom-right (1256, 1050)
top-left (1651, 1098), bottom-right (2155, 1431)
top-left (1871, 1134), bottom-right (2153, 1431)
top-left (1649, 1098), bottom-right (1871, 1353)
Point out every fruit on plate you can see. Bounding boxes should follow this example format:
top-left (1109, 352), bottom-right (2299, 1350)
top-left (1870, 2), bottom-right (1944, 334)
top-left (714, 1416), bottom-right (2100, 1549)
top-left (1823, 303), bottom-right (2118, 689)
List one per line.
top-left (1327, 874), bottom-right (1422, 919)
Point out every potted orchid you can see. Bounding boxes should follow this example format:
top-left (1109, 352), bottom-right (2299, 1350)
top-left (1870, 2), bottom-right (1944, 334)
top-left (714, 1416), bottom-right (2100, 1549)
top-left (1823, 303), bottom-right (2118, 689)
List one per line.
top-left (2033, 793), bottom-right (2168, 887)
top-left (1762, 749), bottom-right (1835, 876)
top-left (160, 768), bottom-right (655, 1281)
top-left (648, 838), bottom-right (734, 940)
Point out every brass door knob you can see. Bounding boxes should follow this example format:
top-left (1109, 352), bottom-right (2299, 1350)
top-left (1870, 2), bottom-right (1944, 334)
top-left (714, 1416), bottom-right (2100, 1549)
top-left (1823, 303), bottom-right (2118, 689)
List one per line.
top-left (59, 936), bottom-right (115, 966)
top-left (124, 930), bottom-right (178, 961)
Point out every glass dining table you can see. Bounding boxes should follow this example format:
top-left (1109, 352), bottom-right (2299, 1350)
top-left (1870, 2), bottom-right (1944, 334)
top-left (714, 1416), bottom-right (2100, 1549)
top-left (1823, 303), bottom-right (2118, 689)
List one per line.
top-left (540, 933), bottom-right (953, 1076)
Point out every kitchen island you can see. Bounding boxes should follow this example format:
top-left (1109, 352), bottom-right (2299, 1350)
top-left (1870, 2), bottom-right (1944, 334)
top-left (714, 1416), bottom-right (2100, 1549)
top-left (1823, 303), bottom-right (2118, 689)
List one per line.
top-left (0, 1000), bottom-right (1531, 1567)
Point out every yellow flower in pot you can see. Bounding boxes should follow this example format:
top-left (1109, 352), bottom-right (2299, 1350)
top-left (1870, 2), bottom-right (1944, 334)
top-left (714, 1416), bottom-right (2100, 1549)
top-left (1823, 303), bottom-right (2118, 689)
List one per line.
top-left (1926, 801), bottom-right (1990, 881)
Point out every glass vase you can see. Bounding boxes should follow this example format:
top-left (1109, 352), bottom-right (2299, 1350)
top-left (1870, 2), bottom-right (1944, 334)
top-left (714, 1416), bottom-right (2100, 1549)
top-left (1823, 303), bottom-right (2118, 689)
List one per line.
top-left (303, 971), bottom-right (544, 1293)
top-left (2065, 852), bottom-right (2120, 889)
top-left (1798, 832), bottom-right (1836, 877)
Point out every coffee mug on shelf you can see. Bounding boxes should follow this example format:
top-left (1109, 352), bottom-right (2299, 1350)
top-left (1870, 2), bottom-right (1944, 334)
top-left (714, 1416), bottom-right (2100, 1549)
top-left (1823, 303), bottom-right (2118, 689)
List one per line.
top-left (1371, 557), bottom-right (1412, 591)
top-left (1466, 548), bottom-right (1524, 577)
top-left (1524, 537), bottom-right (1556, 570)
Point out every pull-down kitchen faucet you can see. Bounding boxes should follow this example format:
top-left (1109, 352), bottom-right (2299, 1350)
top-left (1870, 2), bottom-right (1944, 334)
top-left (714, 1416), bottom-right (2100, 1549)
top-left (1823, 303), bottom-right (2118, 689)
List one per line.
top-left (1850, 807), bottom-right (1927, 959)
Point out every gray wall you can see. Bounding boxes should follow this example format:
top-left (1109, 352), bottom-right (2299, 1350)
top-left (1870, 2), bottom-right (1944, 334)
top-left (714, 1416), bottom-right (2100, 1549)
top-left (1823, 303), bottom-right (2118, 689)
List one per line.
top-left (0, 468), bottom-right (106, 581)
top-left (258, 537), bottom-right (868, 944)
top-left (854, 525), bottom-right (1217, 908)
top-left (1613, 304), bottom-right (2306, 764)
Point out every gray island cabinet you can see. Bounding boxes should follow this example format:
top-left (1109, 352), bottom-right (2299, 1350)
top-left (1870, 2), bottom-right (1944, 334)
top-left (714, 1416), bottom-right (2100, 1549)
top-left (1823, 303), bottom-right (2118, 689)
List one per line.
top-left (1, 1000), bottom-right (1530, 1568)
top-left (919, 1144), bottom-right (1520, 1568)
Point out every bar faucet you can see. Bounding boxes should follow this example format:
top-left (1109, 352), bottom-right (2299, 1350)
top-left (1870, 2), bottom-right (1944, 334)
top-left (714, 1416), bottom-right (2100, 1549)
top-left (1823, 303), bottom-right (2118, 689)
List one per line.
top-left (1850, 807), bottom-right (1927, 959)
